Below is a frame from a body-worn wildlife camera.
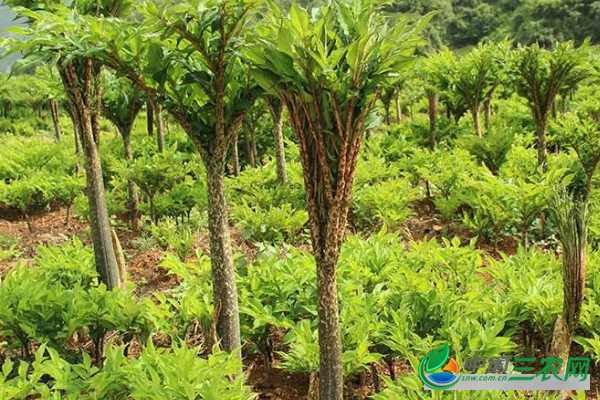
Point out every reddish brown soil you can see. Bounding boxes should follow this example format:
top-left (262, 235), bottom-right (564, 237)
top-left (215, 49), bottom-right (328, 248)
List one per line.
top-left (404, 197), bottom-right (520, 262)
top-left (246, 355), bottom-right (310, 399)
top-left (0, 207), bottom-right (89, 257)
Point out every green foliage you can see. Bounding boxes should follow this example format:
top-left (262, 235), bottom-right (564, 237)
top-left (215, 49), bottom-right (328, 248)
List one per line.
top-left (0, 135), bottom-right (80, 224)
top-left (232, 201), bottom-right (308, 243)
top-left (279, 320), bottom-right (320, 374)
top-left (227, 161), bottom-right (308, 242)
top-left (264, 231), bottom-right (518, 380)
top-left (0, 136), bottom-right (76, 180)
top-left (576, 251), bottom-right (600, 361)
top-left (49, 174), bottom-right (85, 210)
top-left (0, 235), bottom-right (20, 263)
top-left (249, 1), bottom-right (428, 100)
top-left (510, 0), bottom-right (600, 46)
top-left (150, 253), bottom-right (214, 342)
top-left (0, 173), bottom-right (49, 216)
top-left (486, 247), bottom-right (562, 346)
top-left (101, 72), bottom-right (145, 135)
top-left (0, 73), bottom-right (54, 136)
top-left (451, 41), bottom-right (509, 134)
top-left (352, 178), bottom-right (418, 230)
top-left (0, 239), bottom-right (151, 360)
top-left (154, 176), bottom-right (206, 222)
top-left (414, 148), bottom-right (482, 219)
top-left (3, 0), bottom-right (600, 396)
top-left (554, 111), bottom-right (600, 198)
top-left (574, 334), bottom-right (600, 364)
top-left (354, 152), bottom-right (401, 187)
top-left (227, 161), bottom-right (306, 210)
top-left (150, 218), bottom-right (196, 261)
top-left (510, 41), bottom-right (590, 130)
top-left (123, 148), bottom-right (189, 222)
top-left (73, 186), bottom-right (127, 223)
top-left (460, 174), bottom-right (519, 242)
top-left (390, 0), bottom-right (600, 50)
top-left (460, 127), bottom-right (514, 175)
top-left (0, 342), bottom-right (253, 399)
top-left (248, 1), bottom-right (429, 224)
top-left (239, 244), bottom-right (316, 339)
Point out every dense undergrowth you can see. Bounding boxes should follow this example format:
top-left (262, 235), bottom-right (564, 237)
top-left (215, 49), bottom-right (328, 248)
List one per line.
top-left (1, 95), bottom-right (600, 398)
top-left (1, 227), bottom-right (598, 399)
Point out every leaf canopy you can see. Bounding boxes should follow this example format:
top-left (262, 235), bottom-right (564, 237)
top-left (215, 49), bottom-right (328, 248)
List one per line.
top-left (247, 0), bottom-right (430, 112)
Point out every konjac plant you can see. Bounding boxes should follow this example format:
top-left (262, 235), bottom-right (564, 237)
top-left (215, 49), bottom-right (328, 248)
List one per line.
top-left (248, 2), bottom-right (429, 397)
top-left (3, 0), bottom-right (134, 289)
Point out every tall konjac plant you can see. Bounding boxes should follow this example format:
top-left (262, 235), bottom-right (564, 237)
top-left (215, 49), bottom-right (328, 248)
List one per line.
top-left (550, 112), bottom-right (600, 372)
top-left (4, 1), bottom-right (133, 290)
top-left (75, 0), bottom-right (263, 354)
top-left (450, 42), bottom-right (507, 137)
top-left (510, 42), bottom-right (589, 170)
top-left (248, 3), bottom-right (427, 398)
top-left (101, 72), bottom-right (144, 231)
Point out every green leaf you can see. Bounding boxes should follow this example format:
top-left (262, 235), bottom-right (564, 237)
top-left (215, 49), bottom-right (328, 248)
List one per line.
top-left (146, 41), bottom-right (165, 74)
top-left (290, 4), bottom-right (309, 36)
top-left (250, 68), bottom-right (280, 93)
top-left (277, 24), bottom-right (295, 57)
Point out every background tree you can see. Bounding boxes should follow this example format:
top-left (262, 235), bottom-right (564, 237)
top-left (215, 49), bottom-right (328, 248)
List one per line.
top-left (510, 41), bottom-right (589, 170)
top-left (266, 96), bottom-right (287, 183)
top-left (450, 41), bottom-right (506, 137)
top-left (379, 71), bottom-right (409, 125)
top-left (0, 71), bottom-right (52, 135)
top-left (146, 99), bottom-right (153, 136)
top-left (152, 99), bottom-right (165, 153)
top-left (511, 0), bottom-right (600, 46)
top-left (35, 66), bottom-right (65, 142)
top-left (418, 51), bottom-right (455, 149)
top-left (101, 72), bottom-right (144, 231)
top-left (248, 3), bottom-right (427, 397)
top-left (380, 80), bottom-right (403, 125)
top-left (242, 100), bottom-right (262, 168)
top-left (386, 0), bottom-right (600, 49)
top-left (385, 0), bottom-right (452, 49)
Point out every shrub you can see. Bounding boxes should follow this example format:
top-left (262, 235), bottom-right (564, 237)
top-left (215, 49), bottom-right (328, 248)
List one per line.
top-left (460, 174), bottom-right (519, 243)
top-left (227, 161), bottom-right (306, 210)
top-left (352, 178), bottom-right (419, 230)
top-left (0, 239), bottom-right (152, 361)
top-left (154, 176), bottom-right (205, 221)
top-left (354, 152), bottom-right (400, 187)
top-left (125, 148), bottom-right (187, 223)
top-left (415, 148), bottom-right (483, 219)
top-left (232, 201), bottom-right (308, 243)
top-left (486, 247), bottom-right (562, 350)
top-left (0, 234), bottom-right (19, 262)
top-left (150, 218), bottom-right (196, 261)
top-left (239, 244), bottom-right (317, 337)
top-left (0, 173), bottom-right (51, 230)
top-left (73, 188), bottom-right (127, 223)
top-left (147, 253), bottom-right (214, 343)
top-left (460, 127), bottom-right (514, 175)
top-left (0, 342), bottom-right (254, 399)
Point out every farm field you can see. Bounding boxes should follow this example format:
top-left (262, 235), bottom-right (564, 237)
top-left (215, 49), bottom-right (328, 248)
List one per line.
top-left (0, 1), bottom-right (600, 399)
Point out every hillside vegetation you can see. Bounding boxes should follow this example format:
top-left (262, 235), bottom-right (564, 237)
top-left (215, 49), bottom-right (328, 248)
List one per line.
top-left (0, 1), bottom-right (599, 399)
